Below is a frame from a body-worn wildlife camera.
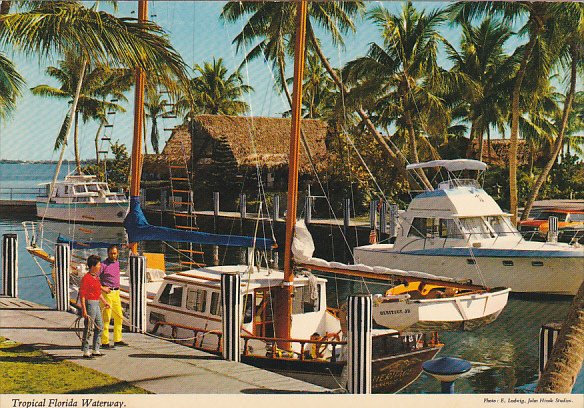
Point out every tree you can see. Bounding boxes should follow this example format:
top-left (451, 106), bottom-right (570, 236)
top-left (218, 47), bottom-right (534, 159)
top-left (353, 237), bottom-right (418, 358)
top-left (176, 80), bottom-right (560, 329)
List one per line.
top-left (0, 51), bottom-right (23, 118)
top-left (447, 1), bottom-right (581, 224)
top-left (175, 58), bottom-right (252, 119)
top-left (444, 17), bottom-right (517, 161)
top-left (521, 4), bottom-right (584, 220)
top-left (144, 84), bottom-right (171, 154)
top-left (30, 52), bottom-right (126, 173)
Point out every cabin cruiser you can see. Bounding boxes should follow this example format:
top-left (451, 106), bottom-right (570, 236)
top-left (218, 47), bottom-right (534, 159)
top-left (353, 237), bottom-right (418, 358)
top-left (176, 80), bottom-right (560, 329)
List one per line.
top-left (353, 160), bottom-right (584, 295)
top-left (36, 174), bottom-right (129, 224)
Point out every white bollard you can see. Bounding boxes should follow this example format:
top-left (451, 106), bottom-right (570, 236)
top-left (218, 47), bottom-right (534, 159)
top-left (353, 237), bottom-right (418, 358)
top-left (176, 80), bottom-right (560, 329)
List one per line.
top-left (2, 234), bottom-right (18, 298)
top-left (547, 216), bottom-right (558, 243)
top-left (129, 255), bottom-right (147, 333)
top-left (347, 294), bottom-right (372, 394)
top-left (54, 243), bottom-right (70, 311)
top-left (221, 272), bottom-right (241, 362)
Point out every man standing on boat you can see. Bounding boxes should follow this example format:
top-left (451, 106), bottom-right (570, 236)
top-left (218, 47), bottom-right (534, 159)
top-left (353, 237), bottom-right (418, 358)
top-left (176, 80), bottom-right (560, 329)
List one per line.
top-left (100, 245), bottom-right (128, 348)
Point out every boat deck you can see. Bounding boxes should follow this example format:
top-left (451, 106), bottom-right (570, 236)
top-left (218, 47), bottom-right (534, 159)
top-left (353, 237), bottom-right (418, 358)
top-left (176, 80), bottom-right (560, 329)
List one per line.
top-left (0, 299), bottom-right (330, 394)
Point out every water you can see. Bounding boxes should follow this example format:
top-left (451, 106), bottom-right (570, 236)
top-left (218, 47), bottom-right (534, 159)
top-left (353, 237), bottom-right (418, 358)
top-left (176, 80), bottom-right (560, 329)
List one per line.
top-left (0, 162), bottom-right (71, 199)
top-left (0, 162), bottom-right (582, 394)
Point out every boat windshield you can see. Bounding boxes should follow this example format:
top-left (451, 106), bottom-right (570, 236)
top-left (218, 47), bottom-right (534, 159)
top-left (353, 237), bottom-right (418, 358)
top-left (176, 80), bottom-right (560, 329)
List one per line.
top-left (486, 215), bottom-right (517, 237)
top-left (458, 217), bottom-right (492, 240)
top-left (87, 184), bottom-right (100, 193)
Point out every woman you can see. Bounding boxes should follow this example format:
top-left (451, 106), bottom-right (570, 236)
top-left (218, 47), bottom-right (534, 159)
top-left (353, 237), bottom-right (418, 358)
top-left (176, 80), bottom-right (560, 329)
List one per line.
top-left (80, 255), bottom-right (110, 358)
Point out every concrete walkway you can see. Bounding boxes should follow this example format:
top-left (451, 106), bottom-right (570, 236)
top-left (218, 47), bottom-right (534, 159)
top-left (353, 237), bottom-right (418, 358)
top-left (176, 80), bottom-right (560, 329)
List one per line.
top-left (0, 307), bottom-right (329, 394)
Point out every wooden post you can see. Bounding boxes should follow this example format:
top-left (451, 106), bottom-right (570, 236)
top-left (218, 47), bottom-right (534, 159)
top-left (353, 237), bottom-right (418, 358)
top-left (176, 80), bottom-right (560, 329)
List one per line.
top-left (221, 272), bottom-right (241, 362)
top-left (347, 294), bottom-right (372, 394)
top-left (2, 234), bottom-right (18, 298)
top-left (379, 200), bottom-right (387, 236)
top-left (213, 191), bottom-right (220, 266)
top-left (239, 194), bottom-right (247, 219)
top-left (129, 255), bottom-right (147, 333)
top-left (539, 322), bottom-right (561, 376)
top-left (343, 199), bottom-right (351, 264)
top-left (54, 243), bottom-right (70, 311)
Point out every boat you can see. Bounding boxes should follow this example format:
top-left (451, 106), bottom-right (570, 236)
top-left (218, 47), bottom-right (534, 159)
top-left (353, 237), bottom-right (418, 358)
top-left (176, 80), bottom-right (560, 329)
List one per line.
top-left (36, 174), bottom-right (129, 224)
top-left (292, 220), bottom-right (510, 332)
top-left (353, 160), bottom-right (584, 295)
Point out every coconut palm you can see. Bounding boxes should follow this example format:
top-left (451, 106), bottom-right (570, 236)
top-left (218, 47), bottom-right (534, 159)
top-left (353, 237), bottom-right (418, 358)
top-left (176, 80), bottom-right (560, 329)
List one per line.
top-left (522, 4), bottom-right (584, 220)
top-left (175, 58), bottom-right (252, 119)
top-left (444, 18), bottom-right (517, 161)
top-left (144, 84), bottom-right (171, 154)
top-left (221, 1), bottom-right (415, 186)
top-left (447, 1), bottom-right (581, 224)
top-left (343, 3), bottom-right (452, 188)
top-left (31, 52), bottom-right (126, 173)
top-left (0, 51), bottom-right (23, 118)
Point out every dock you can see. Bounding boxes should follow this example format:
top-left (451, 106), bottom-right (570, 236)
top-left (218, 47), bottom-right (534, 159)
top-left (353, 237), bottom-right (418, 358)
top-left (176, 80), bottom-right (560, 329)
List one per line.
top-left (0, 298), bottom-right (330, 394)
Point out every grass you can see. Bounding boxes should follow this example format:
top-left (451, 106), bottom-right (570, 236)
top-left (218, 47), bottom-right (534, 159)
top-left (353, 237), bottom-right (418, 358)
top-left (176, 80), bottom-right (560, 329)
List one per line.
top-left (0, 337), bottom-right (149, 394)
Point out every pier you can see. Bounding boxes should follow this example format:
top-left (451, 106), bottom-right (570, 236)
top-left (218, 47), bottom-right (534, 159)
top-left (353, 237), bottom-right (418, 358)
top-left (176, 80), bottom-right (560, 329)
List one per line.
top-left (0, 299), bottom-right (329, 394)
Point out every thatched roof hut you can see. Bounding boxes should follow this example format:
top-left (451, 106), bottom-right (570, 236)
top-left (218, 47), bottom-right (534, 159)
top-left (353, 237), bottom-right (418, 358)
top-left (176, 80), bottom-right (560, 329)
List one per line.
top-left (161, 114), bottom-right (328, 174)
top-left (470, 138), bottom-right (536, 166)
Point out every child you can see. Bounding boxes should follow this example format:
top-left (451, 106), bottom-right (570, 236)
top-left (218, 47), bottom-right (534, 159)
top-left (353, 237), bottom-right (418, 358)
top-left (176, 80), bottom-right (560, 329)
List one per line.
top-left (80, 255), bottom-right (110, 358)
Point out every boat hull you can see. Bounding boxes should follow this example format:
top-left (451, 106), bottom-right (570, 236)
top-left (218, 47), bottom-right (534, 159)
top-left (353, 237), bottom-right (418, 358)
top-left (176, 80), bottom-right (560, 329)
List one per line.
top-left (372, 288), bottom-right (510, 332)
top-left (36, 201), bottom-right (128, 224)
top-left (354, 248), bottom-right (583, 295)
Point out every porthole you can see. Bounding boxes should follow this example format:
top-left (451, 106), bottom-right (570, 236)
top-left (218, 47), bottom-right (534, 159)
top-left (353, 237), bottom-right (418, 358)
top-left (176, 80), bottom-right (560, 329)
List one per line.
top-left (502, 260), bottom-right (514, 267)
top-left (531, 261), bottom-right (544, 267)
top-left (466, 259), bottom-right (476, 265)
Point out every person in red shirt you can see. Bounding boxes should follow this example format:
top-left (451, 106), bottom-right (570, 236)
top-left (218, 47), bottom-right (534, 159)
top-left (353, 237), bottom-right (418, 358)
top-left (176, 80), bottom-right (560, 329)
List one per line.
top-left (80, 255), bottom-right (110, 358)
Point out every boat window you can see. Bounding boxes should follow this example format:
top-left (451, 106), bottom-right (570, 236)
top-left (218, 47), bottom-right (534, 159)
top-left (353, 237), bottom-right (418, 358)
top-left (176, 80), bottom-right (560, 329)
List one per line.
top-left (243, 294), bottom-right (253, 324)
top-left (186, 287), bottom-right (207, 312)
top-left (209, 292), bottom-right (221, 316)
top-left (292, 284), bottom-right (320, 314)
top-left (534, 211), bottom-right (567, 222)
top-left (459, 217), bottom-right (492, 239)
top-left (73, 197), bottom-right (90, 203)
top-left (159, 284), bottom-right (183, 307)
top-left (502, 260), bottom-right (514, 267)
top-left (87, 184), bottom-right (99, 193)
top-left (439, 219), bottom-right (463, 238)
top-left (74, 185), bottom-right (87, 194)
top-left (486, 216), bottom-right (516, 237)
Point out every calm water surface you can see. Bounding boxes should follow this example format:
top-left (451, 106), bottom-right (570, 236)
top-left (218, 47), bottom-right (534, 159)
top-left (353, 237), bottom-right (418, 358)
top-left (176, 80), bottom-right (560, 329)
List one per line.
top-left (0, 163), bottom-right (582, 394)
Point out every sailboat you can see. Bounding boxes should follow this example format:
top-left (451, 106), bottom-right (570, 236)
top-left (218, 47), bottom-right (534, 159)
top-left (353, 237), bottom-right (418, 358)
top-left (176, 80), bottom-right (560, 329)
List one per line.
top-left (118, 0), bottom-right (442, 393)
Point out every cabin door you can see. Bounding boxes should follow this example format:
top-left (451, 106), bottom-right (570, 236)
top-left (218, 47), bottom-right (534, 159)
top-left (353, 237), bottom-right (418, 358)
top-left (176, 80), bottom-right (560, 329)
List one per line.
top-left (253, 289), bottom-right (274, 337)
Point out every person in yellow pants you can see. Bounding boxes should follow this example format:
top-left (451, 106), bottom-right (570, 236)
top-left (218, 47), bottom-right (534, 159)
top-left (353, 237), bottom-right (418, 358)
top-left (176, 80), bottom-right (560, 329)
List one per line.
top-left (100, 245), bottom-right (128, 348)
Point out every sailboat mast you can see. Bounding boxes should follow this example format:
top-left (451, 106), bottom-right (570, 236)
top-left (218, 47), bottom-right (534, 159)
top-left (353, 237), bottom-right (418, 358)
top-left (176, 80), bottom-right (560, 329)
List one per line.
top-left (277, 0), bottom-right (308, 342)
top-left (129, 0), bottom-right (148, 254)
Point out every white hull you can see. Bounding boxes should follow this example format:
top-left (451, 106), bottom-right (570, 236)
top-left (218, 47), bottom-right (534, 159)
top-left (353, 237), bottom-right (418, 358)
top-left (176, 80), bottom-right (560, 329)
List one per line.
top-left (372, 288), bottom-right (510, 331)
top-left (36, 201), bottom-right (128, 224)
top-left (354, 248), bottom-right (583, 295)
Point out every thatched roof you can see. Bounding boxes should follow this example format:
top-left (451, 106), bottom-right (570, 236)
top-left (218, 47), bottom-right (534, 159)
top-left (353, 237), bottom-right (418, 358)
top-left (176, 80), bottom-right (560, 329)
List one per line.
top-left (162, 115), bottom-right (329, 173)
top-left (470, 138), bottom-right (535, 166)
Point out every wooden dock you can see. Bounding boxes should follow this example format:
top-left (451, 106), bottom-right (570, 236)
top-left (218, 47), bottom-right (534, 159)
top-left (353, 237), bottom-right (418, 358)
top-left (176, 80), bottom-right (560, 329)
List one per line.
top-left (0, 298), bottom-right (331, 394)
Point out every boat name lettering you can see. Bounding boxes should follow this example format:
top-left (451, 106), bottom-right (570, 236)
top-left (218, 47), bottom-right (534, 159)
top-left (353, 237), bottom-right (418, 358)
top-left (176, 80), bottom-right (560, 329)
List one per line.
top-left (379, 309), bottom-right (411, 315)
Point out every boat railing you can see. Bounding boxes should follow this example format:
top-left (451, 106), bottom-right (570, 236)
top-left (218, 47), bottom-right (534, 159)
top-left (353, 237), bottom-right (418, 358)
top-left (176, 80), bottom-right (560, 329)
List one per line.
top-left (0, 187), bottom-right (45, 200)
top-left (438, 178), bottom-right (480, 190)
top-left (241, 334), bottom-right (345, 362)
top-left (151, 320), bottom-right (223, 354)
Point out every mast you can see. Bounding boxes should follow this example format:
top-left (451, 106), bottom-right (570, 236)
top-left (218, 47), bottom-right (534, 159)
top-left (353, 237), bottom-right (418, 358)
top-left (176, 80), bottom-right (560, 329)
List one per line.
top-left (276, 0), bottom-right (308, 344)
top-left (128, 0), bottom-right (148, 255)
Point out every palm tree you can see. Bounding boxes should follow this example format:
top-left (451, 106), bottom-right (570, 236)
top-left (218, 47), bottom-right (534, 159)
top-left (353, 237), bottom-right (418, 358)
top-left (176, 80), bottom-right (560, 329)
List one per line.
top-left (444, 18), bottom-right (517, 161)
top-left (175, 58), bottom-right (252, 119)
top-left (0, 1), bottom-right (188, 186)
top-left (0, 51), bottom-right (23, 118)
top-left (447, 1), bottom-right (581, 224)
top-left (221, 1), bottom-right (416, 187)
top-left (144, 84), bottom-right (170, 154)
top-left (343, 3), bottom-right (452, 188)
top-left (521, 4), bottom-right (584, 220)
top-left (31, 52), bottom-right (126, 173)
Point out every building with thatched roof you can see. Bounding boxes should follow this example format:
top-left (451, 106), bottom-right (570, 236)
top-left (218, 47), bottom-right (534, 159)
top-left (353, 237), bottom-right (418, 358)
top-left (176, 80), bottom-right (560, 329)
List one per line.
top-left (469, 138), bottom-right (538, 167)
top-left (143, 115), bottom-right (329, 196)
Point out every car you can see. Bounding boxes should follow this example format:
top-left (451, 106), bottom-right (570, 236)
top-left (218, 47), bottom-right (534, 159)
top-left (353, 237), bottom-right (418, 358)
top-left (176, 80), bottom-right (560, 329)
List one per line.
top-left (519, 209), bottom-right (584, 242)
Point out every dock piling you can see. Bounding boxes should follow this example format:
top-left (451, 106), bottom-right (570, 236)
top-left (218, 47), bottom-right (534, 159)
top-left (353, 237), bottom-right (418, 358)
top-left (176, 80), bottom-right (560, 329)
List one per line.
top-left (221, 272), bottom-right (241, 362)
top-left (2, 234), bottom-right (18, 298)
top-left (129, 255), bottom-right (147, 333)
top-left (54, 243), bottom-right (70, 311)
top-left (379, 200), bottom-right (387, 236)
top-left (389, 204), bottom-right (398, 238)
top-left (539, 322), bottom-right (561, 376)
top-left (347, 294), bottom-right (372, 394)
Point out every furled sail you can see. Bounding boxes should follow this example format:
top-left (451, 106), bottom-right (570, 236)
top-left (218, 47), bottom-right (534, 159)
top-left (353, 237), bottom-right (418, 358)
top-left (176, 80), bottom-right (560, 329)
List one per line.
top-left (124, 196), bottom-right (274, 250)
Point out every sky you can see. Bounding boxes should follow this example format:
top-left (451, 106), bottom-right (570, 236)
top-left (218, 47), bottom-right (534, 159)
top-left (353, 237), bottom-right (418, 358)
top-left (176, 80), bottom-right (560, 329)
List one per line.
top-left (0, 1), bottom-right (558, 162)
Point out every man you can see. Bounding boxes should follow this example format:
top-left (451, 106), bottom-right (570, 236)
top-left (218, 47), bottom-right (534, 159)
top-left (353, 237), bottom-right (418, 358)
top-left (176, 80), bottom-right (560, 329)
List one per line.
top-left (100, 245), bottom-right (128, 348)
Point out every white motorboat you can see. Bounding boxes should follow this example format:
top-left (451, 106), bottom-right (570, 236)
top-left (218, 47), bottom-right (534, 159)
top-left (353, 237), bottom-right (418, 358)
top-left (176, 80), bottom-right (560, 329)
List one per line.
top-left (353, 160), bottom-right (584, 295)
top-left (36, 174), bottom-right (129, 224)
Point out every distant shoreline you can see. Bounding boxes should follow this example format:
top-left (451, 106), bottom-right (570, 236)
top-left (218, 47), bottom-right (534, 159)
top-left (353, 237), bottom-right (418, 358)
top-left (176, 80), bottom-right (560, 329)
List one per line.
top-left (0, 160), bottom-right (93, 164)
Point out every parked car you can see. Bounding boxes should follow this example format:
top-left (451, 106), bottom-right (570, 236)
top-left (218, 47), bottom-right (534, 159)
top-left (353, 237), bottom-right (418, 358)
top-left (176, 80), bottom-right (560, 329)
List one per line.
top-left (519, 209), bottom-right (584, 242)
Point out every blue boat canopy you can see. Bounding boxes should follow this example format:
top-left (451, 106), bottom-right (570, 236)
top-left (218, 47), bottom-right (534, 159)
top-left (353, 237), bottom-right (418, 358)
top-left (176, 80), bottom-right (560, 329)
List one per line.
top-left (124, 196), bottom-right (275, 250)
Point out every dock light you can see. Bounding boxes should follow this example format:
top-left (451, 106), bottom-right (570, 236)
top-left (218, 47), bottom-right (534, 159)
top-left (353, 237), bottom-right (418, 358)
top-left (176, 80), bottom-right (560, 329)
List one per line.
top-left (422, 356), bottom-right (471, 394)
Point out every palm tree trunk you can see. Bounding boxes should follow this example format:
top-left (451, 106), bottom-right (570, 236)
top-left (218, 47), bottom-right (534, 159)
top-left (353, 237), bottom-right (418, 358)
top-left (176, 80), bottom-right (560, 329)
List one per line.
top-left (509, 30), bottom-right (541, 225)
top-left (94, 122), bottom-right (104, 165)
top-left (466, 122), bottom-right (477, 158)
top-left (278, 54), bottom-right (293, 108)
top-left (74, 111), bottom-right (81, 174)
top-left (50, 60), bottom-right (88, 196)
top-left (142, 106), bottom-right (148, 155)
top-left (487, 127), bottom-right (492, 162)
top-left (306, 28), bottom-right (423, 189)
top-left (521, 46), bottom-right (577, 221)
top-left (478, 130), bottom-right (484, 162)
top-left (404, 113), bottom-right (432, 188)
top-left (536, 279), bottom-right (584, 393)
